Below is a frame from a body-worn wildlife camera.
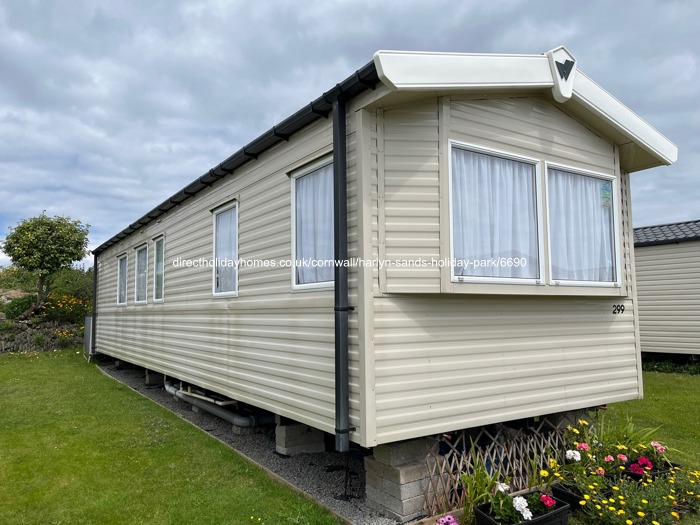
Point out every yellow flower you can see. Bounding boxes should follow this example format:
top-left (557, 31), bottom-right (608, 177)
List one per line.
top-left (579, 500), bottom-right (587, 506)
top-left (652, 521), bottom-right (660, 525)
top-left (626, 521), bottom-right (632, 525)
top-left (540, 470), bottom-right (549, 477)
top-left (618, 510), bottom-right (625, 515)
top-left (642, 499), bottom-right (648, 504)
top-left (572, 428), bottom-right (580, 434)
top-left (584, 495), bottom-right (591, 500)
top-left (671, 511), bottom-right (680, 519)
top-left (612, 486), bottom-right (620, 491)
top-left (638, 511), bottom-right (645, 517)
top-left (578, 419), bottom-right (589, 425)
top-left (549, 458), bottom-right (558, 469)
top-left (616, 444), bottom-right (628, 450)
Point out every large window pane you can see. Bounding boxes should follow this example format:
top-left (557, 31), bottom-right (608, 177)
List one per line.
top-left (548, 168), bottom-right (616, 282)
top-left (451, 147), bottom-right (539, 279)
top-left (154, 237), bottom-right (164, 301)
top-left (135, 246), bottom-right (147, 302)
top-left (214, 205), bottom-right (237, 294)
top-left (294, 163), bottom-right (334, 285)
top-left (117, 255), bottom-right (127, 304)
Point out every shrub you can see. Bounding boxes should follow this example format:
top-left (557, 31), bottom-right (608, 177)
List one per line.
top-left (42, 293), bottom-right (92, 325)
top-left (4, 295), bottom-right (37, 320)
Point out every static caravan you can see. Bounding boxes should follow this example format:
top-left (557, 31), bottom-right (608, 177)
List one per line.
top-left (634, 220), bottom-right (700, 356)
top-left (92, 47), bottom-right (676, 520)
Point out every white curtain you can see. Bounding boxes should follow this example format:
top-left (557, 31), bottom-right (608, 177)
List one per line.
top-left (548, 168), bottom-right (615, 282)
top-left (451, 147), bottom-right (539, 279)
top-left (295, 164), bottom-right (334, 285)
top-left (136, 247), bottom-right (147, 301)
top-left (118, 256), bottom-right (127, 304)
top-left (215, 206), bottom-right (237, 293)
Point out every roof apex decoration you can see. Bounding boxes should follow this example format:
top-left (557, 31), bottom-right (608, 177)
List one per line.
top-left (546, 45), bottom-right (576, 102)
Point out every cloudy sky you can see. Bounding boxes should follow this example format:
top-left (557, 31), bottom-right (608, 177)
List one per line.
top-left (0, 0), bottom-right (698, 267)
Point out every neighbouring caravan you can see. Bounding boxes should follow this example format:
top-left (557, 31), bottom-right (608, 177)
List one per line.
top-left (92, 48), bottom-right (677, 520)
top-left (634, 221), bottom-right (700, 356)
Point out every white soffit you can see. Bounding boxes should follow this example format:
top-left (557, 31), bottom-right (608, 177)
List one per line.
top-left (373, 49), bottom-right (678, 169)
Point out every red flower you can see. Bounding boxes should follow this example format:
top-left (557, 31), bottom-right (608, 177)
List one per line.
top-left (540, 494), bottom-right (557, 508)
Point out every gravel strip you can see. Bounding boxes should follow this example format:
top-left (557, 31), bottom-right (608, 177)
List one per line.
top-left (97, 360), bottom-right (398, 525)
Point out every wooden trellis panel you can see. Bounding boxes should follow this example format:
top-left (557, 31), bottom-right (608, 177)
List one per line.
top-left (423, 413), bottom-right (586, 516)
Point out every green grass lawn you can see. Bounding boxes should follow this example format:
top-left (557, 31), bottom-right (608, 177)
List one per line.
top-left (0, 350), bottom-right (344, 525)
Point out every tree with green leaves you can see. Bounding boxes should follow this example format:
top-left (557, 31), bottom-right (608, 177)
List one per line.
top-left (1, 213), bottom-right (90, 310)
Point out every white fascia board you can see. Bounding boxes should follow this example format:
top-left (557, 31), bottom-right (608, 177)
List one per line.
top-left (373, 50), bottom-right (553, 91)
top-left (571, 72), bottom-right (678, 166)
top-left (373, 50), bottom-right (678, 168)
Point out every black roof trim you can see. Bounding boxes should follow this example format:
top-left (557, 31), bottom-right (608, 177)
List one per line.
top-left (94, 59), bottom-right (379, 255)
top-left (634, 219), bottom-right (700, 247)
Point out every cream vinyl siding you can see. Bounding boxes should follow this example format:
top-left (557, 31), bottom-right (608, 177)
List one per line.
top-left (635, 241), bottom-right (700, 355)
top-left (369, 96), bottom-right (640, 445)
top-left (96, 116), bottom-right (364, 440)
top-left (380, 100), bottom-right (441, 292)
top-left (371, 294), bottom-right (638, 443)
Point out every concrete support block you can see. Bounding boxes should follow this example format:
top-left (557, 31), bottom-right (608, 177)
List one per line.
top-left (145, 369), bottom-right (164, 386)
top-left (373, 437), bottom-right (436, 467)
top-left (232, 425), bottom-right (257, 436)
top-left (275, 422), bottom-right (325, 455)
top-left (364, 438), bottom-right (437, 522)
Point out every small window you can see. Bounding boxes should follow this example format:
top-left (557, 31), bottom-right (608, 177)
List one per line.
top-left (292, 160), bottom-right (334, 288)
top-left (135, 245), bottom-right (148, 303)
top-left (548, 167), bottom-right (617, 285)
top-left (117, 255), bottom-right (128, 305)
top-left (213, 203), bottom-right (238, 295)
top-left (154, 237), bottom-right (164, 301)
top-left (450, 144), bottom-right (540, 282)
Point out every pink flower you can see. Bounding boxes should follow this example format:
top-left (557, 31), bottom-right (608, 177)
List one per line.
top-left (604, 455), bottom-right (614, 462)
top-left (595, 467), bottom-right (605, 475)
top-left (438, 515), bottom-right (457, 525)
top-left (576, 442), bottom-right (590, 451)
top-left (617, 454), bottom-right (628, 462)
top-left (651, 441), bottom-right (661, 447)
top-left (629, 463), bottom-right (645, 475)
top-left (657, 446), bottom-right (666, 453)
top-left (540, 494), bottom-right (557, 508)
top-left (638, 457), bottom-right (653, 469)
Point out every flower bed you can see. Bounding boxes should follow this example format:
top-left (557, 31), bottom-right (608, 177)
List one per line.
top-left (448, 417), bottom-right (699, 525)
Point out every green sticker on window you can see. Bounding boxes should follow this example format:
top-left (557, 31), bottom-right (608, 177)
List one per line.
top-left (601, 181), bottom-right (612, 207)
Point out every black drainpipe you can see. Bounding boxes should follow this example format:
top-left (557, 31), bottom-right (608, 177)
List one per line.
top-left (90, 252), bottom-right (98, 355)
top-left (332, 95), bottom-right (353, 453)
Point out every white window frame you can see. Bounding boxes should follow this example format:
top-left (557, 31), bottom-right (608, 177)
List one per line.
top-left (545, 162), bottom-right (621, 288)
top-left (448, 140), bottom-right (545, 286)
top-left (134, 245), bottom-right (148, 304)
top-left (153, 236), bottom-right (165, 302)
top-left (117, 254), bottom-right (128, 305)
top-left (290, 155), bottom-right (335, 291)
top-left (212, 202), bottom-right (239, 297)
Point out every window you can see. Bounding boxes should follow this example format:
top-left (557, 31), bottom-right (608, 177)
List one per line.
top-left (548, 167), bottom-right (617, 285)
top-left (135, 245), bottom-right (148, 303)
top-left (292, 159), bottom-right (334, 288)
top-left (450, 144), bottom-right (541, 282)
top-left (154, 237), bottom-right (164, 301)
top-left (213, 203), bottom-right (238, 295)
top-left (117, 255), bottom-right (127, 305)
